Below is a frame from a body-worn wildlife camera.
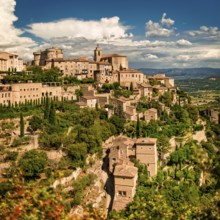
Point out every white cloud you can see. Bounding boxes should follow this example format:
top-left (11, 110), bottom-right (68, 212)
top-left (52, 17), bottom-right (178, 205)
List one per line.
top-left (0, 0), bottom-right (35, 50)
top-left (188, 26), bottom-right (220, 38)
top-left (0, 3), bottom-right (219, 68)
top-left (161, 13), bottom-right (175, 27)
top-left (144, 54), bottom-right (158, 60)
top-left (176, 39), bottom-right (192, 46)
top-left (26, 17), bottom-right (132, 41)
top-left (176, 55), bottom-right (191, 61)
top-left (145, 20), bottom-right (174, 38)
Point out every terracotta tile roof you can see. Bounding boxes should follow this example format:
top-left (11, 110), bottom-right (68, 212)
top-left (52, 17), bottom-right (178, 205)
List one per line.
top-left (138, 82), bottom-right (152, 88)
top-left (114, 164), bottom-right (138, 178)
top-left (82, 95), bottom-right (97, 99)
top-left (119, 69), bottom-right (142, 74)
top-left (51, 58), bottom-right (89, 62)
top-left (153, 86), bottom-right (168, 90)
top-left (148, 108), bottom-right (157, 112)
top-left (117, 97), bottom-right (130, 103)
top-left (148, 74), bottom-right (171, 79)
top-left (101, 54), bottom-right (127, 58)
top-left (136, 138), bottom-right (157, 145)
top-left (96, 61), bottom-right (112, 65)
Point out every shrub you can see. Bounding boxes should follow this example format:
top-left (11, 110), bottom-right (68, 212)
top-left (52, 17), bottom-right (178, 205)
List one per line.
top-left (19, 149), bottom-right (48, 179)
top-left (4, 151), bottom-right (18, 161)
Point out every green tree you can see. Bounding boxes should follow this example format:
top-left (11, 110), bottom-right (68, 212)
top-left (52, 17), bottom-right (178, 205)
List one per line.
top-left (185, 104), bottom-right (199, 123)
top-left (44, 94), bottom-right (50, 120)
top-left (157, 136), bottom-right (171, 160)
top-left (136, 115), bottom-right (140, 138)
top-left (20, 112), bottom-right (24, 137)
top-left (67, 143), bottom-right (87, 168)
top-left (75, 89), bottom-right (83, 101)
top-left (19, 149), bottom-right (48, 179)
top-left (27, 115), bottom-right (43, 133)
top-left (49, 101), bottom-right (56, 124)
top-left (130, 82), bottom-right (134, 93)
top-left (119, 64), bottom-right (123, 71)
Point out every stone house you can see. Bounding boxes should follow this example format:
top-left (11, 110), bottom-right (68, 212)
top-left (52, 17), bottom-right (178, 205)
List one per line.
top-left (144, 108), bottom-right (158, 123)
top-left (106, 135), bottom-right (158, 211)
top-left (0, 82), bottom-right (62, 106)
top-left (135, 138), bottom-right (158, 177)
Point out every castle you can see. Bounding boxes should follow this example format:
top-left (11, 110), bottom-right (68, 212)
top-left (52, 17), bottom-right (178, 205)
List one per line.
top-left (32, 46), bottom-right (144, 88)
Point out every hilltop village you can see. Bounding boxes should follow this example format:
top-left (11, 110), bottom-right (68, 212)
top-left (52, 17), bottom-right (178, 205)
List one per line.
top-left (0, 47), bottom-right (220, 219)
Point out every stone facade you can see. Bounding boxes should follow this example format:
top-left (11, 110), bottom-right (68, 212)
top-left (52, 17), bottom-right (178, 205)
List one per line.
top-left (144, 108), bottom-right (158, 123)
top-left (75, 86), bottom-right (110, 108)
top-left (33, 47), bottom-right (63, 66)
top-left (0, 52), bottom-right (24, 72)
top-left (205, 109), bottom-right (219, 124)
top-left (137, 82), bottom-right (153, 101)
top-left (107, 136), bottom-right (158, 211)
top-left (147, 74), bottom-right (174, 87)
top-left (135, 138), bottom-right (157, 177)
top-left (0, 82), bottom-right (62, 106)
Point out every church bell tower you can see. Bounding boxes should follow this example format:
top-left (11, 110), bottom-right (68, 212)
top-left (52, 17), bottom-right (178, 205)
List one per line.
top-left (94, 45), bottom-right (102, 62)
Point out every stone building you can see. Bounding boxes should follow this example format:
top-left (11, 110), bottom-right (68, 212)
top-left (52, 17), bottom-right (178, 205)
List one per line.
top-left (94, 46), bottom-right (128, 70)
top-left (137, 82), bottom-right (153, 101)
top-left (117, 69), bottom-right (144, 88)
top-left (0, 52), bottom-right (24, 72)
top-left (45, 57), bottom-right (90, 78)
top-left (147, 74), bottom-right (174, 87)
top-left (0, 82), bottom-right (62, 106)
top-left (205, 109), bottom-right (219, 124)
top-left (106, 135), bottom-right (158, 211)
top-left (144, 108), bottom-right (158, 123)
top-left (135, 138), bottom-right (157, 177)
top-left (113, 163), bottom-right (138, 211)
top-left (75, 85), bottom-right (110, 108)
top-left (33, 47), bottom-right (63, 66)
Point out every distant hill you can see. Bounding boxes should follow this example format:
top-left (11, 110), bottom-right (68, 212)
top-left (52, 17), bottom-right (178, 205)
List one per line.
top-left (138, 68), bottom-right (220, 80)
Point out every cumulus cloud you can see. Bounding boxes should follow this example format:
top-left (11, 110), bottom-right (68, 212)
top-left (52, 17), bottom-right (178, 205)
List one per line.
top-left (188, 26), bottom-right (220, 38)
top-left (0, 0), bottom-right (35, 50)
top-left (176, 39), bottom-right (192, 46)
top-left (145, 13), bottom-right (175, 38)
top-left (143, 54), bottom-right (158, 60)
top-left (1, 2), bottom-right (219, 68)
top-left (26, 17), bottom-right (132, 41)
top-left (161, 13), bottom-right (175, 27)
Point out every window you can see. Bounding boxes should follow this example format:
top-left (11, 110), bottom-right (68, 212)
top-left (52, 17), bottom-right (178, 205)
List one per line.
top-left (118, 191), bottom-right (126, 196)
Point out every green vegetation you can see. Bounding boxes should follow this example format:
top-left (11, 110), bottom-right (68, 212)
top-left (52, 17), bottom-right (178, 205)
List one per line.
top-left (19, 149), bottom-right (48, 179)
top-left (0, 74), bottom-right (220, 219)
top-left (19, 112), bottom-right (24, 137)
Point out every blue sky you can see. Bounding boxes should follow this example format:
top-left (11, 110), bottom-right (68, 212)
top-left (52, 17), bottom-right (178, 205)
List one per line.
top-left (1, 0), bottom-right (220, 68)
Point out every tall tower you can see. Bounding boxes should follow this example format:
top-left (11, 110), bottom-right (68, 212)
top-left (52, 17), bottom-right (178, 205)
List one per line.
top-left (94, 45), bottom-right (102, 62)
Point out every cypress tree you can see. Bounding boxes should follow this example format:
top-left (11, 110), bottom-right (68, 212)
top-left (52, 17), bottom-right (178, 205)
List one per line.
top-left (130, 82), bottom-right (134, 93)
top-left (136, 115), bottom-right (140, 138)
top-left (44, 95), bottom-right (50, 120)
top-left (20, 112), bottom-right (24, 137)
top-left (49, 101), bottom-right (56, 124)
